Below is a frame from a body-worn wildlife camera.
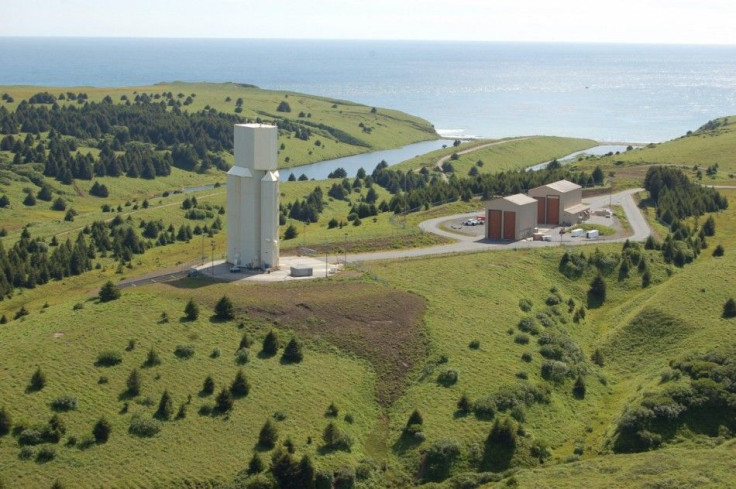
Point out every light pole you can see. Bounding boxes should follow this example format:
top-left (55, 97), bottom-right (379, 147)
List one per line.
top-left (210, 240), bottom-right (215, 277)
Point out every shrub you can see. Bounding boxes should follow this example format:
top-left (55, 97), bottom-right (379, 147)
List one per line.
top-left (591, 348), bottom-right (605, 367)
top-left (215, 388), bottom-right (234, 413)
top-left (98, 281), bottom-right (121, 302)
top-left (214, 295), bottom-right (235, 320)
top-left (283, 224), bottom-right (298, 240)
top-left (239, 333), bottom-right (252, 349)
top-left (519, 299), bottom-right (533, 312)
top-left (723, 298), bottom-right (736, 319)
top-left (202, 375), bottom-right (215, 395)
top-left (281, 338), bottom-right (304, 363)
top-left (437, 369), bottom-right (459, 386)
top-left (93, 417), bottom-right (112, 443)
top-left (96, 351), bottom-right (122, 367)
top-left (18, 446), bottom-right (35, 460)
top-left (487, 417), bottom-right (517, 448)
top-left (473, 397), bottom-right (496, 419)
top-left (514, 334), bottom-right (529, 345)
top-left (713, 244), bottom-right (725, 257)
top-left (469, 340), bottom-right (480, 350)
top-left (421, 439), bottom-right (461, 482)
top-left (128, 415), bottom-right (161, 437)
top-left (211, 348), bottom-right (221, 359)
top-left (541, 360), bottom-right (570, 382)
top-left (235, 348), bottom-right (250, 365)
top-left (36, 446), bottom-right (56, 462)
top-left (174, 345), bottom-right (195, 359)
top-left (184, 298), bottom-right (199, 320)
top-left (50, 396), bottom-right (77, 412)
top-left (521, 352), bottom-right (533, 363)
top-left (588, 274), bottom-right (607, 306)
top-left (18, 428), bottom-right (45, 446)
top-left (518, 317), bottom-right (539, 335)
top-left (230, 369), bottom-right (249, 397)
top-left (258, 419), bottom-right (278, 449)
top-left (262, 330), bottom-right (279, 356)
top-left (29, 367), bottom-right (46, 391)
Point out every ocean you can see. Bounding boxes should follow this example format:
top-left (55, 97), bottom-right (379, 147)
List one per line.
top-left (1, 38), bottom-right (735, 143)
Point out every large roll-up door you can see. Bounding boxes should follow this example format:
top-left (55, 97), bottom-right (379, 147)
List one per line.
top-left (503, 211), bottom-right (516, 240)
top-left (535, 197), bottom-right (545, 224)
top-left (488, 210), bottom-right (502, 239)
top-left (547, 196), bottom-right (560, 225)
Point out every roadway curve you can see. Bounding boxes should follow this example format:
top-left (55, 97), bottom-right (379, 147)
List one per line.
top-left (345, 188), bottom-right (650, 263)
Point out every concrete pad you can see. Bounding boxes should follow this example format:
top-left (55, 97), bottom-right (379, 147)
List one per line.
top-left (193, 256), bottom-right (338, 283)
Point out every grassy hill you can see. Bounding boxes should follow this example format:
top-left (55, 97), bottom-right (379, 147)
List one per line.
top-left (2, 96), bottom-right (736, 488)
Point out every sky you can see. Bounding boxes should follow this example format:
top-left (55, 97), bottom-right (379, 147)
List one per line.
top-left (2, 0), bottom-right (735, 45)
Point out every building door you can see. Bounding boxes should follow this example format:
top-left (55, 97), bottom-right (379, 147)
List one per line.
top-left (535, 197), bottom-right (545, 223)
top-left (488, 210), bottom-right (502, 239)
top-left (503, 211), bottom-right (516, 240)
top-left (547, 196), bottom-right (560, 225)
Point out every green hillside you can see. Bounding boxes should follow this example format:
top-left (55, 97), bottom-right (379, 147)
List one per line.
top-left (2, 92), bottom-right (736, 488)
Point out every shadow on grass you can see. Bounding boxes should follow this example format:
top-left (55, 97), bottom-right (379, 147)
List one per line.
top-left (391, 431), bottom-right (424, 455)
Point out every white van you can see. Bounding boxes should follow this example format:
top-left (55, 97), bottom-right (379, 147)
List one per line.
top-left (569, 229), bottom-right (584, 238)
top-left (586, 229), bottom-right (599, 239)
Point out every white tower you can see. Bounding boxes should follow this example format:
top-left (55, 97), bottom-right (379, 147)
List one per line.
top-left (227, 124), bottom-right (280, 269)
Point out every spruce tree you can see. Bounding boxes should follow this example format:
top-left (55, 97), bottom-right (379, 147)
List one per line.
top-left (93, 417), bottom-right (112, 443)
top-left (230, 369), bottom-right (249, 397)
top-left (98, 281), bottom-right (121, 302)
top-left (0, 406), bottom-right (11, 436)
top-left (155, 389), bottom-right (174, 420)
top-left (29, 366), bottom-right (46, 391)
top-left (262, 330), bottom-right (279, 356)
top-left (723, 298), bottom-right (736, 319)
top-left (281, 338), bottom-right (304, 363)
top-left (215, 387), bottom-right (233, 412)
top-left (126, 368), bottom-right (142, 396)
top-left (214, 295), bottom-right (234, 320)
top-left (184, 298), bottom-right (199, 320)
top-left (248, 452), bottom-right (265, 474)
top-left (258, 419), bottom-right (278, 449)
top-left (202, 375), bottom-right (215, 395)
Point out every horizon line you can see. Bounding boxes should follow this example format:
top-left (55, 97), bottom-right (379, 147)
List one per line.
top-left (1, 35), bottom-right (735, 48)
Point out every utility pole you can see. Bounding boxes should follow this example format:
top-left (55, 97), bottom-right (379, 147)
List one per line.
top-left (325, 239), bottom-right (329, 278)
top-left (344, 232), bottom-right (348, 266)
top-left (210, 240), bottom-right (215, 277)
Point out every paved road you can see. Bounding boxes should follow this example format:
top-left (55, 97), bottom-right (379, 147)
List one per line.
top-left (345, 188), bottom-right (649, 263)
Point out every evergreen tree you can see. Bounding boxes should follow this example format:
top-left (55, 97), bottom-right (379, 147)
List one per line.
top-left (98, 281), bottom-right (121, 302)
top-left (258, 419), bottom-right (278, 449)
top-left (155, 389), bottom-right (174, 420)
top-left (184, 298), bottom-right (199, 320)
top-left (230, 369), bottom-right (249, 397)
top-left (0, 406), bottom-right (11, 436)
top-left (573, 375), bottom-right (586, 398)
top-left (215, 387), bottom-right (233, 412)
top-left (202, 375), bottom-right (215, 395)
top-left (37, 185), bottom-right (53, 201)
top-left (283, 224), bottom-right (298, 240)
top-left (457, 393), bottom-right (471, 414)
top-left (214, 295), bottom-right (235, 320)
top-left (238, 333), bottom-right (252, 350)
top-left (144, 348), bottom-right (161, 367)
top-left (93, 417), bottom-right (112, 443)
top-left (29, 366), bottom-right (46, 391)
top-left (126, 368), bottom-right (142, 396)
top-left (723, 298), bottom-right (736, 319)
top-left (248, 452), bottom-right (265, 474)
top-left (281, 338), bottom-right (304, 363)
top-left (588, 273), bottom-right (607, 305)
top-left (262, 330), bottom-right (279, 356)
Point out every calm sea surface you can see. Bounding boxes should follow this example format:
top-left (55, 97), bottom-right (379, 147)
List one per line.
top-left (1, 38), bottom-right (736, 143)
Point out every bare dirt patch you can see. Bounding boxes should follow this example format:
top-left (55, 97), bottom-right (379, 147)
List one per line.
top-left (237, 281), bottom-right (427, 407)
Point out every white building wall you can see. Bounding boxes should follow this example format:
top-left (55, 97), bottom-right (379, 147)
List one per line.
top-left (227, 124), bottom-right (280, 269)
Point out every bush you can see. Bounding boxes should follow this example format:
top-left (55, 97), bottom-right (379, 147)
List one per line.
top-left (96, 351), bottom-right (122, 367)
top-left (235, 348), bottom-right (250, 365)
top-left (514, 334), bottom-right (530, 345)
top-left (36, 446), bottom-right (56, 462)
top-left (713, 244), bottom-right (725, 257)
top-left (128, 415), bottom-right (161, 437)
top-left (50, 396), bottom-right (77, 412)
top-left (248, 452), bottom-right (265, 474)
top-left (469, 339), bottom-right (480, 349)
top-left (473, 397), bottom-right (496, 419)
top-left (258, 419), bottom-right (278, 449)
top-left (521, 352), bottom-right (533, 363)
top-left (93, 417), bottom-right (112, 443)
top-left (437, 369), bottom-right (459, 386)
top-left (281, 338), bottom-right (303, 363)
top-left (214, 295), bottom-right (235, 320)
top-left (457, 393), bottom-right (471, 414)
top-left (283, 224), bottom-right (298, 240)
top-left (421, 439), bottom-right (461, 482)
top-left (174, 345), bottom-right (195, 359)
top-left (325, 402), bottom-right (339, 417)
top-left (98, 281), bottom-right (121, 302)
top-left (588, 274), bottom-right (607, 306)
top-left (18, 428), bottom-right (44, 446)
top-left (573, 375), bottom-right (587, 399)
top-left (541, 360), bottom-right (570, 382)
top-left (518, 317), bottom-right (540, 335)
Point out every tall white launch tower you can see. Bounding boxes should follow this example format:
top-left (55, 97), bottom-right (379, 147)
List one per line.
top-left (227, 124), bottom-right (280, 269)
